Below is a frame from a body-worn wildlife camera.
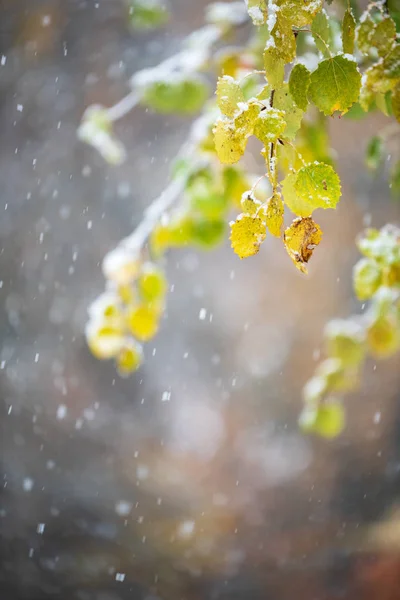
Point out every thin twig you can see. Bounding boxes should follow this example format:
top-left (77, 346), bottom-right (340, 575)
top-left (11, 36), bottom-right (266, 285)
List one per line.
top-left (107, 91), bottom-right (140, 122)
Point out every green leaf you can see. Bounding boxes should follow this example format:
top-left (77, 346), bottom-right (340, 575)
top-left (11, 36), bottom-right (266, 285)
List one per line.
top-left (300, 402), bottom-right (345, 438)
top-left (263, 48), bottom-right (285, 89)
top-left (216, 76), bottom-right (245, 118)
top-left (370, 16), bottom-right (397, 58)
top-left (267, 15), bottom-right (297, 63)
top-left (295, 162), bottom-right (341, 211)
top-left (138, 264), bottom-right (167, 303)
top-left (390, 160), bottom-right (400, 196)
top-left (245, 0), bottom-right (267, 25)
top-left (324, 319), bottom-right (366, 367)
top-left (282, 171), bottom-right (314, 217)
top-left (342, 8), bottom-right (356, 54)
top-left (308, 55), bottom-right (361, 116)
top-left (142, 75), bottom-right (209, 114)
top-left (311, 9), bottom-right (332, 57)
top-left (254, 107), bottom-right (287, 144)
top-left (230, 214), bottom-right (266, 259)
top-left (289, 63), bottom-right (311, 111)
top-left (128, 0), bottom-right (169, 30)
top-left (274, 83), bottom-right (304, 140)
top-left (356, 12), bottom-right (375, 55)
top-left (353, 258), bottom-right (382, 300)
top-left (392, 83), bottom-right (400, 123)
top-left (284, 216), bottom-right (322, 273)
top-left (365, 136), bottom-right (383, 171)
top-left (189, 218), bottom-right (226, 248)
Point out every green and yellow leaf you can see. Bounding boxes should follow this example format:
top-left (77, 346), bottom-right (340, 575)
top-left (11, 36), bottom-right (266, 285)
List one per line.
top-left (284, 216), bottom-right (322, 273)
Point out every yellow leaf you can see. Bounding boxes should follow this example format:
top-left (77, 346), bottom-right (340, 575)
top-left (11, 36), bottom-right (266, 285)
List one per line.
top-left (213, 117), bottom-right (246, 165)
top-left (263, 193), bottom-right (284, 237)
top-left (127, 305), bottom-right (160, 341)
top-left (284, 216), bottom-right (322, 273)
top-left (230, 214), bottom-right (266, 259)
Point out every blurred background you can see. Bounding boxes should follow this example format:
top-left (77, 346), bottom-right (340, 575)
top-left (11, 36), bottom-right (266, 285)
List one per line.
top-left (1, 0), bottom-right (400, 599)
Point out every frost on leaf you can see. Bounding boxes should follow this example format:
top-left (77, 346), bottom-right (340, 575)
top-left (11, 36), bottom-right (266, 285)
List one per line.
top-left (276, 0), bottom-right (323, 28)
top-left (234, 100), bottom-right (261, 138)
top-left (245, 0), bottom-right (267, 26)
top-left (295, 162), bottom-right (341, 211)
top-left (311, 9), bottom-right (332, 58)
top-left (289, 64), bottom-right (311, 111)
top-left (254, 107), bottom-right (286, 145)
top-left (356, 12), bottom-right (375, 56)
top-left (230, 214), bottom-right (266, 259)
top-left (213, 118), bottom-right (247, 164)
top-left (342, 9), bottom-right (356, 55)
top-left (281, 171), bottom-right (314, 217)
top-left (274, 84), bottom-right (304, 140)
top-left (308, 55), bottom-right (361, 116)
top-left (284, 216), bottom-right (322, 273)
top-left (370, 16), bottom-right (397, 58)
top-left (216, 76), bottom-right (245, 118)
top-left (362, 46), bottom-right (400, 97)
top-left (263, 193), bottom-right (284, 237)
top-left (267, 15), bottom-right (297, 64)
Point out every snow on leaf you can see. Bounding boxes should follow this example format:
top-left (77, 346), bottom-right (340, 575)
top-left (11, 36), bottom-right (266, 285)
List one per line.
top-left (216, 75), bottom-right (245, 118)
top-left (230, 213), bottom-right (266, 259)
top-left (295, 162), bottom-right (341, 211)
top-left (370, 16), bottom-right (397, 58)
top-left (245, 0), bottom-right (267, 26)
top-left (356, 12), bottom-right (375, 56)
top-left (289, 63), bottom-right (311, 111)
top-left (308, 55), bottom-right (361, 116)
top-left (254, 107), bottom-right (286, 144)
top-left (284, 216), bottom-right (322, 273)
top-left (213, 117), bottom-right (247, 164)
top-left (342, 8), bottom-right (356, 55)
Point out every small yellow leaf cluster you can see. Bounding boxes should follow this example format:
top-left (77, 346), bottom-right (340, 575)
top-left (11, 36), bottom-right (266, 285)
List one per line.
top-left (300, 225), bottom-right (400, 438)
top-left (86, 251), bottom-right (167, 376)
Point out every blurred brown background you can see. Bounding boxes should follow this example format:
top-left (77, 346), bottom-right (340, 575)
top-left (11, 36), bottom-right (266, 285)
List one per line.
top-left (0, 1), bottom-right (400, 599)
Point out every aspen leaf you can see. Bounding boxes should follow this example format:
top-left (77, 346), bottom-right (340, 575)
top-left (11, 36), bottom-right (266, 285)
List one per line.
top-left (295, 162), bottom-right (341, 211)
top-left (268, 15), bottom-right (297, 64)
top-left (189, 217), bottom-right (226, 248)
top-left (253, 107), bottom-right (286, 145)
top-left (284, 216), bottom-right (322, 273)
top-left (324, 319), bottom-right (366, 367)
top-left (263, 193), bottom-right (284, 237)
top-left (264, 48), bottom-right (285, 89)
top-left (311, 9), bottom-right (332, 58)
top-left (230, 214), bottom-right (266, 259)
top-left (342, 9), bottom-right (356, 55)
top-left (367, 316), bottom-right (400, 358)
top-left (370, 16), bottom-right (397, 58)
top-left (300, 402), bottom-right (345, 438)
top-left (213, 118), bottom-right (247, 164)
top-left (274, 84), bottom-right (304, 140)
top-left (138, 264), bottom-right (167, 303)
top-left (282, 171), bottom-right (314, 217)
top-left (216, 76), bottom-right (245, 118)
top-left (289, 63), bottom-right (311, 111)
top-left (116, 340), bottom-right (144, 376)
top-left (245, 0), bottom-right (267, 25)
top-left (356, 12), bottom-right (375, 55)
top-left (234, 100), bottom-right (261, 138)
top-left (353, 258), bottom-right (382, 301)
top-left (127, 305), bottom-right (160, 341)
top-left (308, 55), bottom-right (361, 116)
top-left (277, 0), bottom-right (323, 28)
top-left (240, 192), bottom-right (262, 215)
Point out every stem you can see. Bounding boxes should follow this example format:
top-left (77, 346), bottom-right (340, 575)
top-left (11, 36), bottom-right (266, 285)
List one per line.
top-left (106, 91), bottom-right (140, 122)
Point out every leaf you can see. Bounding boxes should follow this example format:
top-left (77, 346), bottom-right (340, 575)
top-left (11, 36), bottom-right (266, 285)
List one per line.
top-left (289, 63), bottom-right (311, 110)
top-left (216, 76), bottom-right (245, 118)
top-left (324, 319), bottom-right (366, 367)
top-left (274, 83), bottom-right (304, 139)
top-left (127, 305), bottom-right (160, 341)
top-left (142, 75), bottom-right (209, 114)
top-left (356, 12), bottom-right (375, 55)
top-left (276, 0), bottom-right (323, 28)
top-left (392, 84), bottom-right (400, 123)
top-left (85, 321), bottom-right (124, 360)
top-left (213, 117), bottom-right (247, 164)
top-left (245, 0), bottom-right (267, 25)
top-left (223, 166), bottom-right (251, 207)
top-left (263, 48), bottom-right (285, 89)
top-left (308, 55), bottom-right (361, 116)
top-left (268, 14), bottom-right (297, 64)
top-left (254, 107), bottom-right (286, 144)
top-left (284, 216), bottom-right (322, 273)
top-left (370, 16), bottom-right (397, 58)
top-left (282, 171), bottom-right (314, 217)
top-left (263, 193), bottom-right (284, 237)
top-left (311, 9), bottom-right (332, 58)
top-left (366, 316), bottom-right (400, 358)
top-left (365, 136), bottom-right (383, 171)
top-left (234, 100), bottom-right (261, 138)
top-left (342, 9), bottom-right (356, 55)
top-left (240, 192), bottom-right (262, 215)
top-left (353, 258), bottom-right (382, 301)
top-left (128, 0), bottom-right (169, 30)
top-left (230, 214), bottom-right (266, 259)
top-left (295, 162), bottom-right (341, 211)
top-left (189, 217), bottom-right (226, 248)
top-left (300, 401), bottom-right (345, 438)
top-left (138, 264), bottom-right (167, 303)
top-left (116, 340), bottom-right (143, 376)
